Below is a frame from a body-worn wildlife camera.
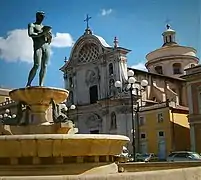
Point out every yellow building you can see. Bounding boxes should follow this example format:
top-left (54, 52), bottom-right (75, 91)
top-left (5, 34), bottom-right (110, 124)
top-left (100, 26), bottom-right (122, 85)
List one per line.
top-left (0, 88), bottom-right (11, 103)
top-left (137, 101), bottom-right (190, 159)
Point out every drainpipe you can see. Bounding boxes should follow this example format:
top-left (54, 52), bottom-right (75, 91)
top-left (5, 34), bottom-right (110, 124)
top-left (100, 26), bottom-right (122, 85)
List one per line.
top-left (135, 102), bottom-right (140, 153)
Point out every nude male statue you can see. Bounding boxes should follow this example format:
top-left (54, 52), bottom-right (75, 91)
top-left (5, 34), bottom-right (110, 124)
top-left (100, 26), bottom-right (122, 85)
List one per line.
top-left (26, 11), bottom-right (52, 87)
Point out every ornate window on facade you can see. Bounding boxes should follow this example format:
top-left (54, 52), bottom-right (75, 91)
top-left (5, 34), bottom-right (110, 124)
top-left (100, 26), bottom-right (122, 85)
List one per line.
top-left (109, 63), bottom-right (114, 75)
top-left (78, 43), bottom-right (99, 63)
top-left (110, 112), bottom-right (117, 130)
top-left (69, 77), bottom-right (73, 88)
top-left (89, 85), bottom-right (98, 104)
top-left (155, 66), bottom-right (163, 74)
top-left (173, 63), bottom-right (182, 74)
top-left (69, 91), bottom-right (74, 104)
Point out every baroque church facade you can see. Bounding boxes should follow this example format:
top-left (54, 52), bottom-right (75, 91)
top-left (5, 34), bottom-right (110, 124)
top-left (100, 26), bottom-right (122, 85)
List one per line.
top-left (60, 25), bottom-right (199, 153)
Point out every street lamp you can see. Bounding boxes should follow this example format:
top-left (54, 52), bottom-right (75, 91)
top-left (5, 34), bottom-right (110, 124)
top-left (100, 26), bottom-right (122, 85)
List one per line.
top-left (115, 69), bottom-right (148, 161)
top-left (0, 108), bottom-right (17, 125)
top-left (60, 103), bottom-right (76, 121)
top-left (60, 104), bottom-right (76, 112)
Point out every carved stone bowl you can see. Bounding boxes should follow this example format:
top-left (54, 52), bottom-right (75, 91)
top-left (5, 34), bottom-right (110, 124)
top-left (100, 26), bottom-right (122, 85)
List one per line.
top-left (9, 86), bottom-right (69, 124)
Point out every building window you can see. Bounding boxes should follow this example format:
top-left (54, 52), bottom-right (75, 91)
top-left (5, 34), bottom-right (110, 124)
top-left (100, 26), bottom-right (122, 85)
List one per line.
top-left (109, 63), bottom-right (114, 75)
top-left (140, 133), bottom-right (146, 139)
top-left (173, 63), bottom-right (182, 74)
top-left (155, 66), bottom-right (163, 74)
top-left (110, 112), bottom-right (117, 130)
top-left (165, 36), bottom-right (168, 43)
top-left (139, 116), bottom-right (145, 126)
top-left (169, 35), bottom-right (172, 42)
top-left (69, 77), bottom-right (73, 88)
top-left (69, 91), bottom-right (74, 104)
top-left (157, 113), bottom-right (163, 123)
top-left (158, 131), bottom-right (164, 137)
top-left (89, 85), bottom-right (98, 104)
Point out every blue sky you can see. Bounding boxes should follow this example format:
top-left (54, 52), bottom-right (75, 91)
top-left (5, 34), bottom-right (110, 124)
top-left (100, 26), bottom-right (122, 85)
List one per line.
top-left (0, 0), bottom-right (200, 89)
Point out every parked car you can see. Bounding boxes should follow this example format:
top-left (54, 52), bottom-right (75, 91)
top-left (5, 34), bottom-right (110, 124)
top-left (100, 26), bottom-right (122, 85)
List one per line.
top-left (136, 153), bottom-right (158, 162)
top-left (128, 153), bottom-right (141, 162)
top-left (128, 153), bottom-right (158, 162)
top-left (167, 151), bottom-right (201, 162)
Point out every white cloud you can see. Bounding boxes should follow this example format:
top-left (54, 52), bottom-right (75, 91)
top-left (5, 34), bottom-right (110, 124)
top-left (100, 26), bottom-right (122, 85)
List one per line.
top-left (131, 63), bottom-right (147, 71)
top-left (0, 29), bottom-right (74, 63)
top-left (51, 33), bottom-right (74, 47)
top-left (101, 9), bottom-right (113, 16)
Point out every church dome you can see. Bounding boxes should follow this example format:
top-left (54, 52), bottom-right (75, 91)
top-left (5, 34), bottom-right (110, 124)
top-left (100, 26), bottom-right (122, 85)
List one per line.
top-left (145, 24), bottom-right (199, 78)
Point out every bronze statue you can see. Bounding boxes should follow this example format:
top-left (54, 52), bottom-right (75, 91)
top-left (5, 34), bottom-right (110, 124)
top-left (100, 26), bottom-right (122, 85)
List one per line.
top-left (50, 98), bottom-right (68, 123)
top-left (26, 11), bottom-right (52, 87)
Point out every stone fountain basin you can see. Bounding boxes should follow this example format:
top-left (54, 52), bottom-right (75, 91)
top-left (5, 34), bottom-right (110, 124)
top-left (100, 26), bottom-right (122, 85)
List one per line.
top-left (9, 86), bottom-right (69, 124)
top-left (9, 86), bottom-right (69, 105)
top-left (0, 134), bottom-right (129, 158)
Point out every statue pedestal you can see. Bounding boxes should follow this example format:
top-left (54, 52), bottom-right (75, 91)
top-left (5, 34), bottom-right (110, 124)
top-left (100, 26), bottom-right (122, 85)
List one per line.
top-left (30, 105), bottom-right (49, 124)
top-left (9, 86), bottom-right (69, 125)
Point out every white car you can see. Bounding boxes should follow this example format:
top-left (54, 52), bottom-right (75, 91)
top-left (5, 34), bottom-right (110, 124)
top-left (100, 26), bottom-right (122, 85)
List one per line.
top-left (167, 151), bottom-right (201, 162)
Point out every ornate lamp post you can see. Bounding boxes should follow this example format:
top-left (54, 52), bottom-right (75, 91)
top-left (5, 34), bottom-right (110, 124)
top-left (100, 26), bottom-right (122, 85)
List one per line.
top-left (0, 109), bottom-right (17, 125)
top-left (59, 103), bottom-right (76, 121)
top-left (60, 104), bottom-right (76, 112)
top-left (114, 70), bottom-right (148, 161)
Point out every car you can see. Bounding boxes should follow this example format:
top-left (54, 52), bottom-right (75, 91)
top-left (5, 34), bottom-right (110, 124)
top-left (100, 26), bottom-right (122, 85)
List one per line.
top-left (167, 151), bottom-right (201, 162)
top-left (136, 153), bottom-right (158, 162)
top-left (128, 153), bottom-right (141, 162)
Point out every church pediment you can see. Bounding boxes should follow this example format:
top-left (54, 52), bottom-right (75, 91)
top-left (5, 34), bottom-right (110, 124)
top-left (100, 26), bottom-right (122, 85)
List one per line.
top-left (61, 34), bottom-right (113, 70)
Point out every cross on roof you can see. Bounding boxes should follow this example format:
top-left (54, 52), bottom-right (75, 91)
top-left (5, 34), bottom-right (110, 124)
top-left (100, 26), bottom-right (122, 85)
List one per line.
top-left (165, 18), bottom-right (171, 29)
top-left (84, 14), bottom-right (92, 29)
top-left (64, 56), bottom-right (67, 63)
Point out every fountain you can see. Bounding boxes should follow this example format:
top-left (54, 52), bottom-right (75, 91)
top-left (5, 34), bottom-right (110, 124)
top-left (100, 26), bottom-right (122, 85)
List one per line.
top-left (0, 11), bottom-right (129, 178)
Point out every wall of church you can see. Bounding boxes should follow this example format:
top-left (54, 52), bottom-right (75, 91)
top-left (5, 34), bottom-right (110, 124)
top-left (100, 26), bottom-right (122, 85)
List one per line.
top-left (147, 58), bottom-right (197, 78)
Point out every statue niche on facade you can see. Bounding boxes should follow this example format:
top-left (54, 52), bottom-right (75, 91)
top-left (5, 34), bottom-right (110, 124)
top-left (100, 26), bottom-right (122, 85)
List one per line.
top-left (26, 11), bottom-right (52, 87)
